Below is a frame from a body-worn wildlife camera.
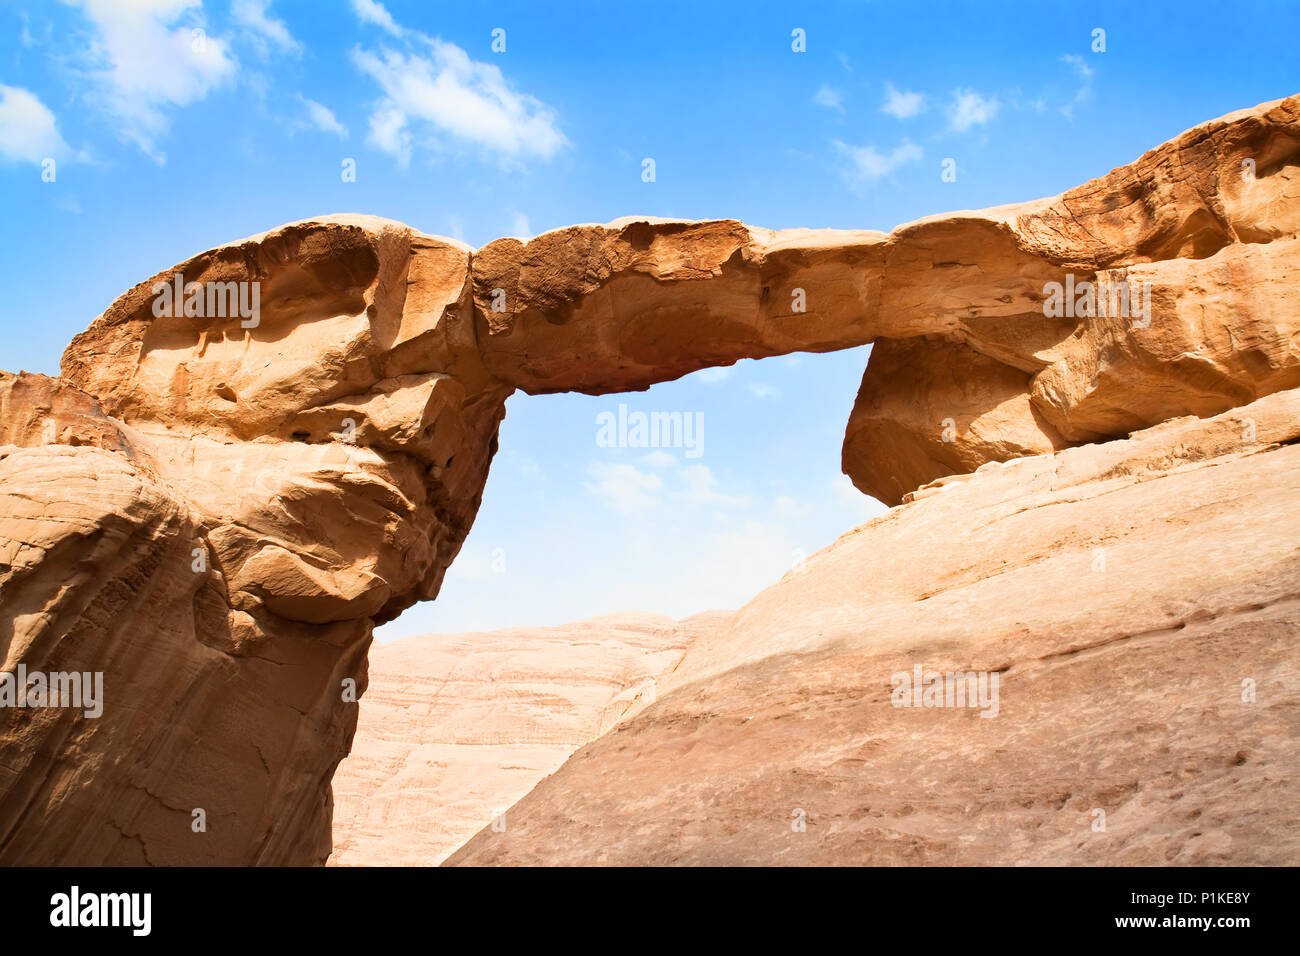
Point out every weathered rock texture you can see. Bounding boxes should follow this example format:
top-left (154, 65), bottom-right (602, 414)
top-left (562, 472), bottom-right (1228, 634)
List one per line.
top-left (449, 390), bottom-right (1300, 865)
top-left (0, 94), bottom-right (1296, 864)
top-left (329, 611), bottom-right (727, 866)
top-left (843, 96), bottom-right (1300, 503)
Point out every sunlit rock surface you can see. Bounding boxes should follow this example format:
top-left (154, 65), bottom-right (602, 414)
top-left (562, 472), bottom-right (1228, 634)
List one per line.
top-left (329, 611), bottom-right (729, 866)
top-left (0, 94), bottom-right (1295, 864)
top-left (448, 391), bottom-right (1300, 865)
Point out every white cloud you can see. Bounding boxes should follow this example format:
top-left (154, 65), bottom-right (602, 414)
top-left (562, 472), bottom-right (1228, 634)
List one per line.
top-left (516, 457), bottom-right (543, 481)
top-left (773, 494), bottom-right (812, 519)
top-left (1059, 55), bottom-right (1094, 120)
top-left (948, 88), bottom-right (1000, 132)
top-left (681, 464), bottom-right (750, 509)
top-left (72, 0), bottom-right (238, 163)
top-left (298, 95), bottom-right (347, 137)
top-left (584, 462), bottom-right (663, 514)
top-left (833, 474), bottom-right (888, 521)
top-left (641, 450), bottom-right (677, 469)
top-left (0, 85), bottom-right (71, 164)
top-left (881, 82), bottom-right (925, 119)
top-left (365, 101), bottom-right (410, 162)
top-left (446, 550), bottom-right (494, 582)
top-left (379, 435), bottom-right (893, 639)
top-left (688, 519), bottom-right (800, 605)
top-left (586, 459), bottom-right (754, 515)
top-left (232, 0), bottom-right (299, 55)
top-left (747, 383), bottom-right (781, 400)
top-left (508, 210), bottom-right (531, 237)
top-left (497, 446), bottom-right (544, 482)
top-left (351, 0), bottom-right (402, 37)
top-left (834, 139), bottom-right (923, 184)
top-left (695, 366), bottom-right (735, 385)
top-left (1061, 53), bottom-right (1094, 80)
top-left (351, 36), bottom-right (567, 166)
top-left (813, 85), bottom-right (843, 110)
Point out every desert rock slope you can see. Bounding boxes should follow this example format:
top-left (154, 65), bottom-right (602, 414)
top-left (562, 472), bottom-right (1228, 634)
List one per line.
top-left (448, 392), bottom-right (1300, 865)
top-left (329, 611), bottom-right (728, 866)
top-left (0, 94), bottom-right (1296, 864)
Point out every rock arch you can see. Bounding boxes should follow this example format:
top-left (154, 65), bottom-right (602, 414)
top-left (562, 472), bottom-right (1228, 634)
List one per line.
top-left (0, 94), bottom-right (1297, 863)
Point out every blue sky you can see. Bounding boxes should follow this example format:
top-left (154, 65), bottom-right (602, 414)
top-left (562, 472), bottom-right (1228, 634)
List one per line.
top-left (2, 0), bottom-right (1296, 638)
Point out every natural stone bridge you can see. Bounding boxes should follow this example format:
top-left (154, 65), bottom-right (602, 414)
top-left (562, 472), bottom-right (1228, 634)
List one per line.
top-left (0, 94), bottom-right (1296, 864)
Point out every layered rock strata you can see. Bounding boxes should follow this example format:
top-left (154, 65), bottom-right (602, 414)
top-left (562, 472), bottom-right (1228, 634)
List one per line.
top-left (329, 611), bottom-right (728, 866)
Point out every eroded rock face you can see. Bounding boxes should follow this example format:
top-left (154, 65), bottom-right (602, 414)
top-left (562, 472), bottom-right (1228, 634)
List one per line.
top-left (329, 611), bottom-right (728, 866)
top-left (60, 216), bottom-right (508, 626)
top-left (841, 336), bottom-right (1070, 507)
top-left (0, 94), bottom-right (1296, 864)
top-left (471, 218), bottom-right (889, 394)
top-left (2, 217), bottom-right (511, 864)
top-left (0, 371), bottom-right (368, 864)
top-left (447, 390), bottom-right (1300, 866)
top-left (843, 95), bottom-right (1300, 503)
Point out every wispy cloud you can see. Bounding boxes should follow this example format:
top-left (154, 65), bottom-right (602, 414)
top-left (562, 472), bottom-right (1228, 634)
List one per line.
top-left (695, 366), bottom-right (735, 385)
top-left (351, 32), bottom-right (567, 166)
top-left (1061, 53), bottom-right (1094, 81)
top-left (834, 139), bottom-right (923, 184)
top-left (508, 210), bottom-right (532, 237)
top-left (71, 0), bottom-right (238, 164)
top-left (948, 88), bottom-right (1000, 132)
top-left (681, 464), bottom-right (751, 509)
top-left (232, 0), bottom-right (300, 56)
top-left (0, 85), bottom-right (71, 164)
top-left (813, 85), bottom-right (843, 111)
top-left (350, 0), bottom-right (402, 37)
top-left (584, 461), bottom-right (663, 514)
top-left (881, 82), bottom-right (925, 119)
top-left (296, 95), bottom-right (347, 137)
top-left (1059, 54), bottom-right (1094, 120)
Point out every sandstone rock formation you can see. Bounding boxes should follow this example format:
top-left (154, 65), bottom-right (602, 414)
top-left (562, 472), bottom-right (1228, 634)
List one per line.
top-left (0, 93), bottom-right (1296, 865)
top-left (448, 390), bottom-right (1300, 865)
top-left (329, 611), bottom-right (728, 866)
top-left (0, 369), bottom-right (373, 864)
top-left (843, 96), bottom-right (1300, 503)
